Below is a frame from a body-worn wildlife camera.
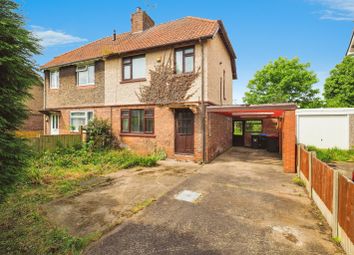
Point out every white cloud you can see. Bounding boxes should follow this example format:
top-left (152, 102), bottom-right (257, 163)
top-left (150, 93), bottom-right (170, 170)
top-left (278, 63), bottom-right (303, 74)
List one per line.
top-left (31, 25), bottom-right (87, 47)
top-left (310, 0), bottom-right (354, 21)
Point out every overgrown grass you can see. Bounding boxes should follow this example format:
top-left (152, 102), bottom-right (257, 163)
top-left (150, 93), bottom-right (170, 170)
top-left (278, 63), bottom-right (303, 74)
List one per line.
top-left (0, 146), bottom-right (162, 254)
top-left (307, 146), bottom-right (354, 163)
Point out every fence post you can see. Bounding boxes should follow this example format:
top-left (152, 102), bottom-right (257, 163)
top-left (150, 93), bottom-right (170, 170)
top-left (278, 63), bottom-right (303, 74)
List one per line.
top-left (308, 151), bottom-right (314, 198)
top-left (332, 170), bottom-right (339, 238)
top-left (81, 127), bottom-right (87, 144)
top-left (297, 144), bottom-right (301, 177)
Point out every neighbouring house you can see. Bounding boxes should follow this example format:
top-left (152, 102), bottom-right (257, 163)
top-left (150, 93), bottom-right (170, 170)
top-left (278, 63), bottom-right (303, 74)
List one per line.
top-left (40, 8), bottom-right (297, 172)
top-left (40, 8), bottom-right (236, 161)
top-left (346, 30), bottom-right (354, 56)
top-left (296, 108), bottom-right (354, 150)
top-left (20, 82), bottom-right (44, 134)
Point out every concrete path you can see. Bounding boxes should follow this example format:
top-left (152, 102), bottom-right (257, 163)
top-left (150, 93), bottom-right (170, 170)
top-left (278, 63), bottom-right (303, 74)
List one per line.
top-left (85, 147), bottom-right (343, 255)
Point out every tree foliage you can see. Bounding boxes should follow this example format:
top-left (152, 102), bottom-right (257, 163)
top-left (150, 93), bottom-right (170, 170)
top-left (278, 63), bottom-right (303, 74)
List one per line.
top-left (0, 0), bottom-right (41, 198)
top-left (243, 57), bottom-right (321, 108)
top-left (324, 56), bottom-right (354, 107)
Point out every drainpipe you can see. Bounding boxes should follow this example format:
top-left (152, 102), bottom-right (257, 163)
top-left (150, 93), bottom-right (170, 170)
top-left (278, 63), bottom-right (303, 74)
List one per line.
top-left (199, 38), bottom-right (206, 163)
top-left (43, 71), bottom-right (47, 134)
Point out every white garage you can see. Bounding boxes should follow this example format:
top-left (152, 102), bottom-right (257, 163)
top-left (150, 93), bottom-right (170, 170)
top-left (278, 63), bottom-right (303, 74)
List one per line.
top-left (296, 108), bottom-right (354, 149)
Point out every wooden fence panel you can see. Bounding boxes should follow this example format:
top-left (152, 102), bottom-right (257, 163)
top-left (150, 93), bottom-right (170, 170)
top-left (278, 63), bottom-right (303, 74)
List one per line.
top-left (338, 175), bottom-right (354, 243)
top-left (311, 156), bottom-right (333, 212)
top-left (27, 134), bottom-right (81, 152)
top-left (300, 147), bottom-right (309, 179)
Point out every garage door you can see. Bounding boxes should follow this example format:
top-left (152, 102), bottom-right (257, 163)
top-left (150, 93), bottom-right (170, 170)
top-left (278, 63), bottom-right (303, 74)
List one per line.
top-left (297, 115), bottom-right (349, 149)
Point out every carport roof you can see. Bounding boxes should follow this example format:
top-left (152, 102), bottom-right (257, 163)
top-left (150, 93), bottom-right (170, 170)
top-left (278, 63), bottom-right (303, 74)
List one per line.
top-left (207, 103), bottom-right (297, 118)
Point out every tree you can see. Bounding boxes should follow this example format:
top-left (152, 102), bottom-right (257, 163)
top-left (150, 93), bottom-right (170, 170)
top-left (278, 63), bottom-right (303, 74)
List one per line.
top-left (243, 57), bottom-right (321, 108)
top-left (0, 0), bottom-right (41, 197)
top-left (324, 56), bottom-right (354, 107)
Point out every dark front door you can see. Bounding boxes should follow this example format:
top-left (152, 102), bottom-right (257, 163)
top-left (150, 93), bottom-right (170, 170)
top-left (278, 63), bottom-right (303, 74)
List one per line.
top-left (175, 109), bottom-right (194, 154)
top-left (233, 120), bottom-right (244, 146)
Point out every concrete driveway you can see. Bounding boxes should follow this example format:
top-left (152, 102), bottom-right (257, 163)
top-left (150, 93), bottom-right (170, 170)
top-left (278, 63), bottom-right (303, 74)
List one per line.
top-left (85, 147), bottom-right (343, 255)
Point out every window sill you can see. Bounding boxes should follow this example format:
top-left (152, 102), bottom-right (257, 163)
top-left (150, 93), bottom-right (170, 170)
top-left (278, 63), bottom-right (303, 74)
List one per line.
top-left (77, 84), bottom-right (96, 88)
top-left (120, 78), bottom-right (146, 84)
top-left (49, 87), bottom-right (59, 90)
top-left (120, 133), bottom-right (155, 138)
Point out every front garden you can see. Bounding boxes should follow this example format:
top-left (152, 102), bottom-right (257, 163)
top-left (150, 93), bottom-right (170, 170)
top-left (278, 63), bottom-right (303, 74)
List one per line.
top-left (0, 145), bottom-right (162, 255)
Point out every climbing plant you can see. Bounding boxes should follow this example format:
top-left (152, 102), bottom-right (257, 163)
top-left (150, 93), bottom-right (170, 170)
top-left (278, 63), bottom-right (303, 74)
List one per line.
top-left (138, 55), bottom-right (200, 105)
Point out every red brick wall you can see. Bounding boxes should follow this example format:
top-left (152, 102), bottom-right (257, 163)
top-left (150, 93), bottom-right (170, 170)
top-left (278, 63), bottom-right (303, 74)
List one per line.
top-left (22, 114), bottom-right (43, 131)
top-left (282, 110), bottom-right (296, 173)
top-left (206, 112), bottom-right (232, 162)
top-left (45, 105), bottom-right (203, 162)
top-left (244, 118), bottom-right (278, 147)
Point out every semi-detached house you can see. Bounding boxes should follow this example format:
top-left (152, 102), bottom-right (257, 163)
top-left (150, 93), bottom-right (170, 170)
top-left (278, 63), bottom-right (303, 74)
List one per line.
top-left (41, 8), bottom-right (237, 162)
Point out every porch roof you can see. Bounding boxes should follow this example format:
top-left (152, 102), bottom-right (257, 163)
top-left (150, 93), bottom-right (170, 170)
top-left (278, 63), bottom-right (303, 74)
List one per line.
top-left (206, 103), bottom-right (297, 118)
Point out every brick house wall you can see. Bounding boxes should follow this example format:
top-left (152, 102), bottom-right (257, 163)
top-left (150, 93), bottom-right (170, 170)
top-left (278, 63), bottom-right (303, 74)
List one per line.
top-left (243, 118), bottom-right (278, 147)
top-left (47, 105), bottom-right (204, 162)
top-left (206, 112), bottom-right (232, 162)
top-left (44, 60), bottom-right (105, 109)
top-left (21, 83), bottom-right (44, 131)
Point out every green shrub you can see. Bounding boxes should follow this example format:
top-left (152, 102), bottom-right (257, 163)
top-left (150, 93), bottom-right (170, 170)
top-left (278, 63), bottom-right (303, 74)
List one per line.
top-left (85, 118), bottom-right (113, 150)
top-left (307, 146), bottom-right (354, 163)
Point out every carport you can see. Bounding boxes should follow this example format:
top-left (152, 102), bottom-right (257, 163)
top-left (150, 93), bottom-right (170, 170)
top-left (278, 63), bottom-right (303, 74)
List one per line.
top-left (205, 103), bottom-right (297, 173)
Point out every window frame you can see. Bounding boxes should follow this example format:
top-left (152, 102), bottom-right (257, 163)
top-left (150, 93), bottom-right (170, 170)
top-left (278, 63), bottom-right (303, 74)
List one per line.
top-left (49, 70), bottom-right (60, 89)
top-left (174, 46), bottom-right (195, 74)
top-left (120, 108), bottom-right (154, 134)
top-left (122, 55), bottom-right (146, 81)
top-left (69, 110), bottom-right (94, 132)
top-left (244, 120), bottom-right (263, 133)
top-left (76, 64), bottom-right (95, 86)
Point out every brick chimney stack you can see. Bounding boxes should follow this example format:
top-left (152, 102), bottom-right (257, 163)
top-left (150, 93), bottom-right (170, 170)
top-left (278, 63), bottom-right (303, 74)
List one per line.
top-left (131, 7), bottom-right (155, 33)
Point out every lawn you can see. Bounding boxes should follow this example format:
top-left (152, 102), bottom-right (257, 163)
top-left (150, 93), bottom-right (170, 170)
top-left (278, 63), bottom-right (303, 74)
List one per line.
top-left (307, 146), bottom-right (354, 163)
top-left (0, 146), bottom-right (162, 255)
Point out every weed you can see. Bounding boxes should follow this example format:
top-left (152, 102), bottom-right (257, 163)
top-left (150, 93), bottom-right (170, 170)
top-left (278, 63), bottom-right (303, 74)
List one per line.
top-left (332, 236), bottom-right (341, 246)
top-left (292, 176), bottom-right (305, 187)
top-left (131, 198), bottom-right (156, 214)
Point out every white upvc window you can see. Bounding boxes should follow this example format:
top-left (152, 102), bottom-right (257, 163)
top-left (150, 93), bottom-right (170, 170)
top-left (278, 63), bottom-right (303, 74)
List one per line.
top-left (49, 70), bottom-right (60, 89)
top-left (70, 111), bottom-right (94, 132)
top-left (76, 64), bottom-right (95, 86)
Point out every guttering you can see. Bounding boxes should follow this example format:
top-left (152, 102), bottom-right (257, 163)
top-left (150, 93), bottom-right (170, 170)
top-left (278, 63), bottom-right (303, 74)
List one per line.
top-left (296, 108), bottom-right (354, 116)
top-left (207, 103), bottom-right (298, 112)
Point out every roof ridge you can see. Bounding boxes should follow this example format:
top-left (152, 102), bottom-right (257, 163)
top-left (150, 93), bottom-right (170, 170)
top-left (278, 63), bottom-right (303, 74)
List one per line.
top-left (184, 16), bottom-right (217, 23)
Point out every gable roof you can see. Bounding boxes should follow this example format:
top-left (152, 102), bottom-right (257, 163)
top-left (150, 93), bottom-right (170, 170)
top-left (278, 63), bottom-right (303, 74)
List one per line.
top-left (41, 16), bottom-right (237, 78)
top-left (346, 30), bottom-right (354, 56)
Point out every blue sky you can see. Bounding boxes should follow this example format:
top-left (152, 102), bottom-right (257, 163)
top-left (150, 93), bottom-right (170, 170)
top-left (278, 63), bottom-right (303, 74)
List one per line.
top-left (17, 0), bottom-right (353, 103)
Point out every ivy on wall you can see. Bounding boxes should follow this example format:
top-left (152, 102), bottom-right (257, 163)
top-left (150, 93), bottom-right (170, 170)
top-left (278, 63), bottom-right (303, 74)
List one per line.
top-left (138, 56), bottom-right (200, 105)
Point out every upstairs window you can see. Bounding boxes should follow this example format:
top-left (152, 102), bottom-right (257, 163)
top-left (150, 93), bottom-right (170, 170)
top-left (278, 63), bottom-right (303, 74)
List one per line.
top-left (70, 111), bottom-right (94, 132)
top-left (121, 109), bottom-right (154, 134)
top-left (122, 55), bottom-right (146, 81)
top-left (77, 64), bottom-right (95, 86)
top-left (175, 47), bottom-right (194, 74)
top-left (50, 70), bottom-right (59, 89)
